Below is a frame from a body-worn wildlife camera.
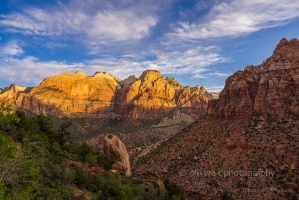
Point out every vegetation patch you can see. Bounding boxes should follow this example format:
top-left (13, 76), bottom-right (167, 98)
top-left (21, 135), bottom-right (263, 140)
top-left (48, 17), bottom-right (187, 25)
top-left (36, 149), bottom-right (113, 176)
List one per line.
top-left (43, 86), bottom-right (64, 93)
top-left (0, 104), bottom-right (187, 199)
top-left (108, 134), bottom-right (113, 139)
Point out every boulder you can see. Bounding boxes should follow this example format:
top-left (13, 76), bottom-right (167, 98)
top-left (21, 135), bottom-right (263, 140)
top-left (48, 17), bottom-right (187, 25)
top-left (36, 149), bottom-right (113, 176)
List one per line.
top-left (103, 134), bottom-right (131, 176)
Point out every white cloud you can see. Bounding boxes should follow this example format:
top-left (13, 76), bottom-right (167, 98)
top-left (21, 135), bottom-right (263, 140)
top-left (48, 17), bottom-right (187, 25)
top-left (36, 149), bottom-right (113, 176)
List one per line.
top-left (0, 6), bottom-right (157, 42)
top-left (0, 57), bottom-right (85, 84)
top-left (207, 72), bottom-right (230, 77)
top-left (0, 46), bottom-right (228, 85)
top-left (0, 42), bottom-right (24, 56)
top-left (153, 46), bottom-right (228, 76)
top-left (206, 85), bottom-right (224, 93)
top-left (88, 11), bottom-right (156, 40)
top-left (87, 46), bottom-right (228, 78)
top-left (168, 0), bottom-right (299, 40)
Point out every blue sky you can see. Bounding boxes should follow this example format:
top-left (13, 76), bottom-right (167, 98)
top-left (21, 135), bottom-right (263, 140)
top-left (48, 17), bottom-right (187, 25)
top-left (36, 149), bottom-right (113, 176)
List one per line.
top-left (0, 0), bottom-right (298, 92)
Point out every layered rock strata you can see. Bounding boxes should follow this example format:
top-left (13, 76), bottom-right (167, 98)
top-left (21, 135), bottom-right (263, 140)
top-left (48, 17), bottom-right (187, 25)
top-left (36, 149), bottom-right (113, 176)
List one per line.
top-left (208, 38), bottom-right (299, 118)
top-left (1, 70), bottom-right (217, 119)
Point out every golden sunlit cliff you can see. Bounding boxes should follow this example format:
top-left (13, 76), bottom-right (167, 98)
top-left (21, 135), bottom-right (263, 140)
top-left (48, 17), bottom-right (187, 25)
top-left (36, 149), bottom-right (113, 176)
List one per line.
top-left (0, 70), bottom-right (217, 119)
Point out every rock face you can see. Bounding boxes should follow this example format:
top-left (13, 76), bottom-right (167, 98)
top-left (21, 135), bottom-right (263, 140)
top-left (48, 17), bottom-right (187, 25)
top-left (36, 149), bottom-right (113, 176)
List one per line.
top-left (135, 38), bottom-right (299, 200)
top-left (103, 134), bottom-right (131, 176)
top-left (0, 70), bottom-right (217, 119)
top-left (208, 38), bottom-right (299, 118)
top-left (0, 84), bottom-right (29, 105)
top-left (152, 109), bottom-right (196, 127)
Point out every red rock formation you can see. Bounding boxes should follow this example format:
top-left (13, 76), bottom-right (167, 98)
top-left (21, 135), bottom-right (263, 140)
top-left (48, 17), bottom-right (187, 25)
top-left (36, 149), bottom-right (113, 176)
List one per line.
top-left (135, 38), bottom-right (299, 200)
top-left (208, 38), bottom-right (299, 118)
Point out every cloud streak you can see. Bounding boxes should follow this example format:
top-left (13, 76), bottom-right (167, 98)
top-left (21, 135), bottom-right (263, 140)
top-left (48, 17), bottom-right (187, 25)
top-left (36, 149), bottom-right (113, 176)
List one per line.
top-left (168, 0), bottom-right (299, 40)
top-left (0, 5), bottom-right (157, 42)
top-left (0, 41), bottom-right (24, 56)
top-left (0, 46), bottom-right (228, 85)
top-left (0, 0), bottom-right (296, 93)
top-left (206, 85), bottom-right (225, 92)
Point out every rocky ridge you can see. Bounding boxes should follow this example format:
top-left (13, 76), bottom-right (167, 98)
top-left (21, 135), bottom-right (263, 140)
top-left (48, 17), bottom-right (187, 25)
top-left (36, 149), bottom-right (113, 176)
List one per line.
top-left (0, 70), bottom-right (217, 120)
top-left (135, 38), bottom-right (299, 199)
top-left (152, 109), bottom-right (196, 127)
top-left (208, 38), bottom-right (299, 118)
top-left (0, 84), bottom-right (28, 103)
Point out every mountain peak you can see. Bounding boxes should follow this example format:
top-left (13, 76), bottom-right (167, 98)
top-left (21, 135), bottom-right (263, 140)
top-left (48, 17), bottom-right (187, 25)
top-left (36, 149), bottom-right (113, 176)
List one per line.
top-left (270, 37), bottom-right (299, 65)
top-left (139, 70), bottom-right (162, 81)
top-left (92, 72), bottom-right (121, 82)
top-left (208, 38), bottom-right (299, 118)
top-left (74, 71), bottom-right (86, 76)
top-left (0, 69), bottom-right (215, 119)
top-left (120, 75), bottom-right (139, 87)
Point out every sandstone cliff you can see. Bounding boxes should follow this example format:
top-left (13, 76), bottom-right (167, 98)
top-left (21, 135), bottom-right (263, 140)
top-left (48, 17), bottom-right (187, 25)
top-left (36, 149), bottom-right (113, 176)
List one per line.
top-left (1, 70), bottom-right (217, 119)
top-left (0, 84), bottom-right (29, 105)
top-left (103, 134), bottom-right (131, 176)
top-left (208, 38), bottom-right (299, 118)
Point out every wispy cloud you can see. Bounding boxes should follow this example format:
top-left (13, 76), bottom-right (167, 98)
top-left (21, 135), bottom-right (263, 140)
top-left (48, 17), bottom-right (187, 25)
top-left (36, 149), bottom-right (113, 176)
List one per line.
top-left (153, 46), bottom-right (228, 76)
top-left (0, 56), bottom-right (84, 84)
top-left (3, 0), bottom-right (290, 91)
top-left (196, 0), bottom-right (222, 10)
top-left (0, 45), bottom-right (228, 85)
top-left (168, 0), bottom-right (299, 40)
top-left (75, 46), bottom-right (228, 80)
top-left (0, 4), bottom-right (157, 42)
top-left (0, 41), bottom-right (24, 56)
top-left (206, 72), bottom-right (230, 77)
top-left (206, 85), bottom-right (224, 93)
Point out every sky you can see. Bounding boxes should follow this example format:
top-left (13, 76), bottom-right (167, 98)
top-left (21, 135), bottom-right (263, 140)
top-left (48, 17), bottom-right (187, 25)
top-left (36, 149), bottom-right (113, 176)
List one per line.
top-left (0, 0), bottom-right (298, 92)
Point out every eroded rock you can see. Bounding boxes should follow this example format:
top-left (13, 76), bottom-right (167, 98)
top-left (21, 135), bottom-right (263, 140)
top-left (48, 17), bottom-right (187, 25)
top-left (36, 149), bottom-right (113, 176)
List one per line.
top-left (208, 38), bottom-right (299, 118)
top-left (1, 70), bottom-right (217, 120)
top-left (103, 134), bottom-right (131, 176)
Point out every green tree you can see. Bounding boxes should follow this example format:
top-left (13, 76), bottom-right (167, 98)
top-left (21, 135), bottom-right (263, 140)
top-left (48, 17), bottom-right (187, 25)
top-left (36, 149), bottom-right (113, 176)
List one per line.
top-left (0, 102), bottom-right (20, 128)
top-left (58, 120), bottom-right (72, 147)
top-left (144, 183), bottom-right (158, 200)
top-left (0, 107), bottom-right (189, 199)
top-left (164, 179), bottom-right (181, 199)
top-left (0, 134), bottom-right (18, 198)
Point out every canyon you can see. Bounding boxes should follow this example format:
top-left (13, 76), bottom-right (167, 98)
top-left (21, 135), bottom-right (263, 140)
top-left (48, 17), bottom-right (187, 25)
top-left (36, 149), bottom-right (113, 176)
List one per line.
top-left (136, 38), bottom-right (299, 199)
top-left (1, 38), bottom-right (299, 199)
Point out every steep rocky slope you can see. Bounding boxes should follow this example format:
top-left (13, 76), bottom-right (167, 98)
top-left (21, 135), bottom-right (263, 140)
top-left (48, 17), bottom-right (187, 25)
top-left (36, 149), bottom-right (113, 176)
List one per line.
top-left (0, 70), bottom-right (217, 120)
top-left (137, 115), bottom-right (299, 199)
top-left (208, 38), bottom-right (299, 118)
top-left (136, 38), bottom-right (299, 199)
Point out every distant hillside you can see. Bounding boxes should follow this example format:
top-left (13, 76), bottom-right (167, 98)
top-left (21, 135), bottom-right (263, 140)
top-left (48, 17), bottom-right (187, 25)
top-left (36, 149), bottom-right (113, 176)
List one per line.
top-left (0, 70), bottom-right (217, 120)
